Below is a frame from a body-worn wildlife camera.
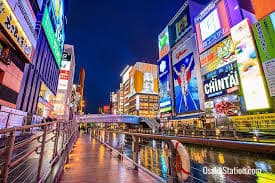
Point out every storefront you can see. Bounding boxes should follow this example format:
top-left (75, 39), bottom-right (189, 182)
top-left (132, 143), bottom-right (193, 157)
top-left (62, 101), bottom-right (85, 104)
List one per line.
top-left (36, 82), bottom-right (55, 117)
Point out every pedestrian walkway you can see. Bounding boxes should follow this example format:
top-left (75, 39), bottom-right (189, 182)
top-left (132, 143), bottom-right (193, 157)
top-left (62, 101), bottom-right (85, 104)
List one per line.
top-left (60, 134), bottom-right (158, 183)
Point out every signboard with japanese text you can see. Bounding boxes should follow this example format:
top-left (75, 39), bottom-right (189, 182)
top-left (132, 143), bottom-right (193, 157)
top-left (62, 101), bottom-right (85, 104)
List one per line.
top-left (0, 0), bottom-right (34, 61)
top-left (158, 27), bottom-right (170, 59)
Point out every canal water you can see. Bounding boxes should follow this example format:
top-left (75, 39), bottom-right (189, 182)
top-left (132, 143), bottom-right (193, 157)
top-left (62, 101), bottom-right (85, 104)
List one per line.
top-left (99, 131), bottom-right (275, 183)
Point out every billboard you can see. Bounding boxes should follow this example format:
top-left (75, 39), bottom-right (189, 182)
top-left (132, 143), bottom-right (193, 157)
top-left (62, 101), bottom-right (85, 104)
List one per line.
top-left (251, 0), bottom-right (275, 20)
top-left (168, 1), bottom-right (192, 47)
top-left (253, 12), bottom-right (275, 96)
top-left (58, 52), bottom-right (71, 90)
top-left (158, 54), bottom-right (172, 116)
top-left (158, 27), bottom-right (170, 59)
top-left (253, 12), bottom-right (275, 62)
top-left (0, 0), bottom-right (34, 61)
top-left (213, 95), bottom-right (240, 117)
top-left (231, 19), bottom-right (270, 111)
top-left (200, 36), bottom-right (236, 75)
top-left (128, 63), bottom-right (158, 97)
top-left (203, 62), bottom-right (239, 99)
top-left (42, 7), bottom-right (62, 68)
top-left (50, 0), bottom-right (65, 51)
top-left (172, 38), bottom-right (200, 114)
top-left (195, 0), bottom-right (242, 53)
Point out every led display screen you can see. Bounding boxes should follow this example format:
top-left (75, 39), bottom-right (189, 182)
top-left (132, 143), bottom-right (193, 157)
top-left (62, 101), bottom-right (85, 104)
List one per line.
top-left (231, 19), bottom-right (270, 111)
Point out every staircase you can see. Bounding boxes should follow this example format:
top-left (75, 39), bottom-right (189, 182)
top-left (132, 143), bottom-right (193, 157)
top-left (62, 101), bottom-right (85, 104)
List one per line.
top-left (139, 117), bottom-right (160, 132)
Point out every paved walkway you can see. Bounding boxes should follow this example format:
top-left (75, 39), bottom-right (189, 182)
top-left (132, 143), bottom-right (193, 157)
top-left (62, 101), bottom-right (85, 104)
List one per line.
top-left (60, 134), bottom-right (158, 183)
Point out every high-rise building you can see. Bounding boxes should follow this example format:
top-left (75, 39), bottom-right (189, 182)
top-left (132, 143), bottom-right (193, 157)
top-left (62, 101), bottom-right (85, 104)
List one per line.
top-left (117, 83), bottom-right (124, 114)
top-left (78, 67), bottom-right (85, 114)
top-left (16, 1), bottom-right (67, 118)
top-left (120, 62), bottom-right (159, 118)
top-left (53, 44), bottom-right (76, 120)
top-left (110, 91), bottom-right (118, 114)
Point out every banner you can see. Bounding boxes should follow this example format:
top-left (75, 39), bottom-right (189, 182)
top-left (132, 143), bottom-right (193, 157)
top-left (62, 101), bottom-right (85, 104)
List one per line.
top-left (232, 113), bottom-right (275, 123)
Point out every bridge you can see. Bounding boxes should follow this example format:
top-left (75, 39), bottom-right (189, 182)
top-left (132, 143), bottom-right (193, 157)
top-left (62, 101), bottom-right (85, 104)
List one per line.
top-left (75, 114), bottom-right (160, 131)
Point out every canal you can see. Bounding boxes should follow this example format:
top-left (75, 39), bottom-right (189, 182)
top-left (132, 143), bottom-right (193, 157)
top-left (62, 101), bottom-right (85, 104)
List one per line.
top-left (98, 131), bottom-right (275, 183)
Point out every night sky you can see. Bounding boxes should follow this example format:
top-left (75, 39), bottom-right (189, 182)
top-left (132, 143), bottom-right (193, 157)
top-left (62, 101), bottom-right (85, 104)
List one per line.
top-left (65, 0), bottom-right (209, 113)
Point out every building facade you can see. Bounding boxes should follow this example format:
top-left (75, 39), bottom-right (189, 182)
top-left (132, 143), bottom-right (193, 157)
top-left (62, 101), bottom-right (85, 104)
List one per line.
top-left (16, 0), bottom-right (67, 118)
top-left (53, 44), bottom-right (75, 119)
top-left (0, 0), bottom-right (37, 109)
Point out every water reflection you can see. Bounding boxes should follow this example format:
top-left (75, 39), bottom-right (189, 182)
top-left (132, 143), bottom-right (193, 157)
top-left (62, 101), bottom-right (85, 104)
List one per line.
top-left (100, 131), bottom-right (275, 183)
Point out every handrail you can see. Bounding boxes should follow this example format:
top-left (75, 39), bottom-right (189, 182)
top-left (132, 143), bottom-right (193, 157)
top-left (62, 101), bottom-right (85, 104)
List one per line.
top-left (0, 120), bottom-right (79, 183)
top-left (101, 140), bottom-right (167, 183)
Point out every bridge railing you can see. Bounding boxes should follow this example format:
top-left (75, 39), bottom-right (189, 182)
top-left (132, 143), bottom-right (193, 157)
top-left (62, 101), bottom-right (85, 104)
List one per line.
top-left (0, 120), bottom-right (79, 183)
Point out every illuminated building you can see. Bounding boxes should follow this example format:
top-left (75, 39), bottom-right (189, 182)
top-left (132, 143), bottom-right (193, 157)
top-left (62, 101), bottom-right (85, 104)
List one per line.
top-left (110, 91), bottom-right (118, 114)
top-left (78, 67), bottom-right (85, 114)
top-left (0, 0), bottom-right (36, 108)
top-left (70, 84), bottom-right (81, 114)
top-left (16, 0), bottom-right (68, 118)
top-left (53, 44), bottom-right (76, 120)
top-left (120, 65), bottom-right (132, 114)
top-left (123, 62), bottom-right (159, 118)
top-left (117, 83), bottom-right (124, 114)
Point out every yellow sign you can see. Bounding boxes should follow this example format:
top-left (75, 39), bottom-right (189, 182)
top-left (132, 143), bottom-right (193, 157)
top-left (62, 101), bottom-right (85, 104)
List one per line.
top-left (232, 113), bottom-right (275, 123)
top-left (0, 0), bottom-right (33, 61)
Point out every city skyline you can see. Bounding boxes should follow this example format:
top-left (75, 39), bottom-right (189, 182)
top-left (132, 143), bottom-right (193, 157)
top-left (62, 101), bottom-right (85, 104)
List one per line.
top-left (65, 0), bottom-right (211, 113)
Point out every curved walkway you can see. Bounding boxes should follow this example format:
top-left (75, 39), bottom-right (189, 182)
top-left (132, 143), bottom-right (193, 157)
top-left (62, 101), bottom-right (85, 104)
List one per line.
top-left (60, 134), bottom-right (158, 183)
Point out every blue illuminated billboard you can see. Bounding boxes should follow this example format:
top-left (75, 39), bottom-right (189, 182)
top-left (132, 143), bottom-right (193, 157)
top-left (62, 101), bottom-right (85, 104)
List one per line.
top-left (158, 54), bottom-right (172, 117)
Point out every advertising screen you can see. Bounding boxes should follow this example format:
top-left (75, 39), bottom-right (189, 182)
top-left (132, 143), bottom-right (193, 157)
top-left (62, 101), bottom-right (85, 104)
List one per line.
top-left (214, 95), bottom-right (240, 117)
top-left (158, 27), bottom-right (170, 59)
top-left (195, 0), bottom-right (242, 53)
top-left (231, 19), bottom-right (270, 111)
top-left (200, 36), bottom-right (236, 75)
top-left (203, 62), bottom-right (239, 99)
top-left (172, 38), bottom-right (200, 114)
top-left (168, 1), bottom-right (191, 47)
top-left (158, 54), bottom-right (172, 116)
top-left (42, 7), bottom-right (62, 68)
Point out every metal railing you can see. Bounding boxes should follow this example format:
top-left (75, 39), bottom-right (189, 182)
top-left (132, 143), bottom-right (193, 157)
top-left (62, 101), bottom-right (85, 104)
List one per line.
top-left (102, 127), bottom-right (275, 143)
top-left (0, 120), bottom-right (79, 183)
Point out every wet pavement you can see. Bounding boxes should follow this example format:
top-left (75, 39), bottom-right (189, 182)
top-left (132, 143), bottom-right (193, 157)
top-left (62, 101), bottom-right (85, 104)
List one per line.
top-left (60, 134), bottom-right (159, 183)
